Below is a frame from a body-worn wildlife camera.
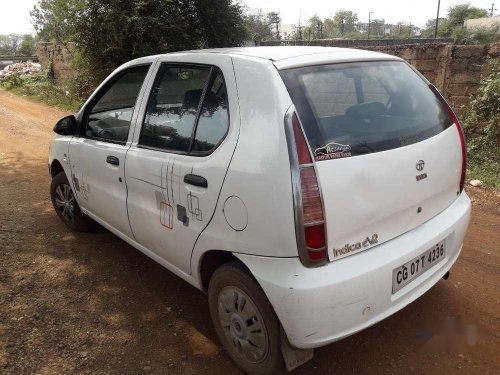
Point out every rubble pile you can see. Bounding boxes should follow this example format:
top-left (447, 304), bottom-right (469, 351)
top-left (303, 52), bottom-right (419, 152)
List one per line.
top-left (0, 61), bottom-right (42, 78)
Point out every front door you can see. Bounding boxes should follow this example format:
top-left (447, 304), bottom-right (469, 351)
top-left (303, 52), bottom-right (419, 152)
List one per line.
top-left (69, 64), bottom-right (151, 238)
top-left (126, 57), bottom-right (239, 274)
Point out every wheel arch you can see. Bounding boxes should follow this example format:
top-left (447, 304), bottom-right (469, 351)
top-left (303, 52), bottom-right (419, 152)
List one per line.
top-left (198, 250), bottom-right (252, 291)
top-left (50, 159), bottom-right (65, 178)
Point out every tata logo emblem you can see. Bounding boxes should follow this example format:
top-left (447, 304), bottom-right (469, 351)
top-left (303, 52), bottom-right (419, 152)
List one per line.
top-left (415, 160), bottom-right (427, 181)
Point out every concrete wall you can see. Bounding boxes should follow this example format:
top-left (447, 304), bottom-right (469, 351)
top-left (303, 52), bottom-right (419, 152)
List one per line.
top-left (35, 42), bottom-right (76, 81)
top-left (465, 16), bottom-right (500, 30)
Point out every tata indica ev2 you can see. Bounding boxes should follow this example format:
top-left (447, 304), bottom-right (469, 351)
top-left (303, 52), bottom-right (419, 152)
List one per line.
top-left (48, 47), bottom-right (471, 374)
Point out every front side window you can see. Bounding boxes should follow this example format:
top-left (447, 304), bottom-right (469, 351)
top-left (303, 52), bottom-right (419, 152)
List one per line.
top-left (85, 65), bottom-right (149, 143)
top-left (280, 61), bottom-right (453, 160)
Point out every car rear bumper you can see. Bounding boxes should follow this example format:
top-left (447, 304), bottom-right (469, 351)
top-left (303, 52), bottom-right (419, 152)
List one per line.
top-left (235, 192), bottom-right (471, 349)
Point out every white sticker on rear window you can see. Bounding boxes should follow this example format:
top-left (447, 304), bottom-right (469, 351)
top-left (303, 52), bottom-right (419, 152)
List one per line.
top-left (314, 142), bottom-right (352, 161)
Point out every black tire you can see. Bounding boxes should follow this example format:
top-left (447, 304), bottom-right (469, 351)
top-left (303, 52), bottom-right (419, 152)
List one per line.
top-left (208, 262), bottom-right (284, 375)
top-left (50, 171), bottom-right (92, 232)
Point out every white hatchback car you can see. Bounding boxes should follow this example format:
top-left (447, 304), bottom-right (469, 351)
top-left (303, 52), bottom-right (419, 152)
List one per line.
top-left (49, 47), bottom-right (471, 374)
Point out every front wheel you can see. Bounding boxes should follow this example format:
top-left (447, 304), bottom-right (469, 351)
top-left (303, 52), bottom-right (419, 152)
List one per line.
top-left (208, 262), bottom-right (284, 375)
top-left (50, 172), bottom-right (92, 232)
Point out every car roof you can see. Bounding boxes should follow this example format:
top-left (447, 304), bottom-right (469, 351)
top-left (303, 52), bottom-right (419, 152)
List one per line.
top-left (180, 46), bottom-right (392, 61)
top-left (125, 46), bottom-right (401, 71)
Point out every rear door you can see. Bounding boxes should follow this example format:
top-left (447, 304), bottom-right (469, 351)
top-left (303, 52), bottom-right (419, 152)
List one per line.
top-left (125, 55), bottom-right (239, 274)
top-left (280, 61), bottom-right (463, 261)
top-left (69, 64), bottom-right (151, 238)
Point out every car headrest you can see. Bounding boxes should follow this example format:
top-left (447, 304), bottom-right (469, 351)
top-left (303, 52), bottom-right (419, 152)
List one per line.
top-left (183, 89), bottom-right (203, 109)
top-left (345, 102), bottom-right (387, 117)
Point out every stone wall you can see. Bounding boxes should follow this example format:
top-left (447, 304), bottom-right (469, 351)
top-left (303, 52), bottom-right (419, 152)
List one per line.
top-left (35, 42), bottom-right (76, 81)
top-left (367, 43), bottom-right (499, 115)
top-left (35, 41), bottom-right (499, 115)
top-left (262, 40), bottom-right (500, 115)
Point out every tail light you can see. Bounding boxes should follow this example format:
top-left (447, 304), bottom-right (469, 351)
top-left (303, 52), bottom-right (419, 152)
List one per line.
top-left (287, 110), bottom-right (328, 266)
top-left (429, 85), bottom-right (466, 193)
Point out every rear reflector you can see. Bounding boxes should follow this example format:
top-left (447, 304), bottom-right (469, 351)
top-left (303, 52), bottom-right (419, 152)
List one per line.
top-left (289, 111), bottom-right (328, 265)
top-left (292, 113), bottom-right (313, 165)
top-left (308, 248), bottom-right (327, 261)
top-left (429, 85), bottom-right (466, 192)
top-left (300, 168), bottom-right (324, 223)
top-left (305, 224), bottom-right (326, 249)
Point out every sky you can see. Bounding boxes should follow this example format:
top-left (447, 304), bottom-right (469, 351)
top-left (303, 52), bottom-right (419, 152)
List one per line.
top-left (0, 0), bottom-right (497, 34)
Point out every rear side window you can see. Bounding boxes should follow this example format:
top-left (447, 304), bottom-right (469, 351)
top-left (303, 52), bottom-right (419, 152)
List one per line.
top-left (140, 65), bottom-right (211, 152)
top-left (280, 61), bottom-right (453, 161)
top-left (192, 72), bottom-right (229, 153)
top-left (140, 64), bottom-right (229, 155)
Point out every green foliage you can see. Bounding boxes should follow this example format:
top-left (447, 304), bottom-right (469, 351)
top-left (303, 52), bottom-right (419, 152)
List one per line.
top-left (17, 35), bottom-right (37, 56)
top-left (0, 73), bottom-right (23, 89)
top-left (462, 60), bottom-right (500, 188)
top-left (244, 9), bottom-right (274, 42)
top-left (0, 34), bottom-right (21, 55)
top-left (446, 3), bottom-right (488, 30)
top-left (300, 11), bottom-right (364, 40)
top-left (0, 71), bottom-right (83, 111)
top-left (422, 3), bottom-right (489, 40)
top-left (461, 26), bottom-right (500, 44)
top-left (333, 10), bottom-right (358, 35)
top-left (31, 0), bottom-right (247, 87)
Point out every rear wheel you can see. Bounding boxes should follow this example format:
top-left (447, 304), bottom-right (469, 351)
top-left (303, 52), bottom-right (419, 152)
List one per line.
top-left (50, 172), bottom-right (92, 232)
top-left (208, 262), bottom-right (284, 375)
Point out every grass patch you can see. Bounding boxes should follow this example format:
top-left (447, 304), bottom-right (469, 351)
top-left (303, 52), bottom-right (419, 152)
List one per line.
top-left (467, 164), bottom-right (500, 189)
top-left (0, 72), bottom-right (83, 112)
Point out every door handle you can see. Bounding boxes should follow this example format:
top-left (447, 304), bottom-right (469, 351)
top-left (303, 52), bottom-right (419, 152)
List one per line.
top-left (184, 174), bottom-right (208, 188)
top-left (106, 155), bottom-right (120, 166)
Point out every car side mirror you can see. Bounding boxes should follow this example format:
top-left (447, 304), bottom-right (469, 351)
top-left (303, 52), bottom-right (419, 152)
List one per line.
top-left (54, 115), bottom-right (77, 136)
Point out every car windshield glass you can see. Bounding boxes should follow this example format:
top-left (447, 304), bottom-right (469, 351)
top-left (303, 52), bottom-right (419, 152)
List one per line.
top-left (280, 61), bottom-right (452, 161)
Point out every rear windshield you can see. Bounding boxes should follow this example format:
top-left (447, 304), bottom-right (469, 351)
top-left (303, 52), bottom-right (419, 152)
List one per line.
top-left (280, 61), bottom-right (452, 161)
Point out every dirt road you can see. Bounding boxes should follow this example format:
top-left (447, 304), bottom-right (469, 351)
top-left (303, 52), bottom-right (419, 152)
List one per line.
top-left (0, 89), bottom-right (499, 374)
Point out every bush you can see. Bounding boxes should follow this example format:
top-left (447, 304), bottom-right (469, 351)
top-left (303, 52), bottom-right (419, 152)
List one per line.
top-left (0, 70), bottom-right (83, 111)
top-left (462, 60), bottom-right (500, 188)
top-left (0, 73), bottom-right (23, 89)
top-left (455, 25), bottom-right (500, 44)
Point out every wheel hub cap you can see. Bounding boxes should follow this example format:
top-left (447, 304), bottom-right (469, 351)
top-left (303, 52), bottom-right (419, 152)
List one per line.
top-left (54, 183), bottom-right (76, 223)
top-left (217, 286), bottom-right (269, 364)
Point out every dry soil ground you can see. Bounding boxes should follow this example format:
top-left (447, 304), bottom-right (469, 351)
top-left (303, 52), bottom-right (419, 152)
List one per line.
top-left (0, 89), bottom-right (499, 374)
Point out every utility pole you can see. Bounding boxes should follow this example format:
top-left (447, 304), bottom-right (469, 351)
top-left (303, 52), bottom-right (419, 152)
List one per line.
top-left (296, 9), bottom-right (304, 41)
top-left (434, 0), bottom-right (441, 38)
top-left (368, 11), bottom-right (374, 39)
top-left (490, 3), bottom-right (497, 16)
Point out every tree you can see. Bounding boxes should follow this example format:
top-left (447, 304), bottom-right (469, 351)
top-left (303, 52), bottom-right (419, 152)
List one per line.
top-left (447, 3), bottom-right (488, 28)
top-left (244, 9), bottom-right (273, 43)
top-left (0, 34), bottom-right (23, 55)
top-left (31, 0), bottom-right (247, 85)
top-left (422, 3), bottom-right (488, 38)
top-left (333, 10), bottom-right (358, 35)
top-left (308, 14), bottom-right (323, 39)
top-left (369, 19), bottom-right (385, 37)
top-left (18, 35), bottom-right (36, 56)
top-left (322, 17), bottom-right (338, 38)
top-left (267, 12), bottom-right (281, 39)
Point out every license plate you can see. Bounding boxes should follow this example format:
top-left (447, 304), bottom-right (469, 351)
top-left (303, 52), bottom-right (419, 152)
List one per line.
top-left (392, 241), bottom-right (446, 294)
